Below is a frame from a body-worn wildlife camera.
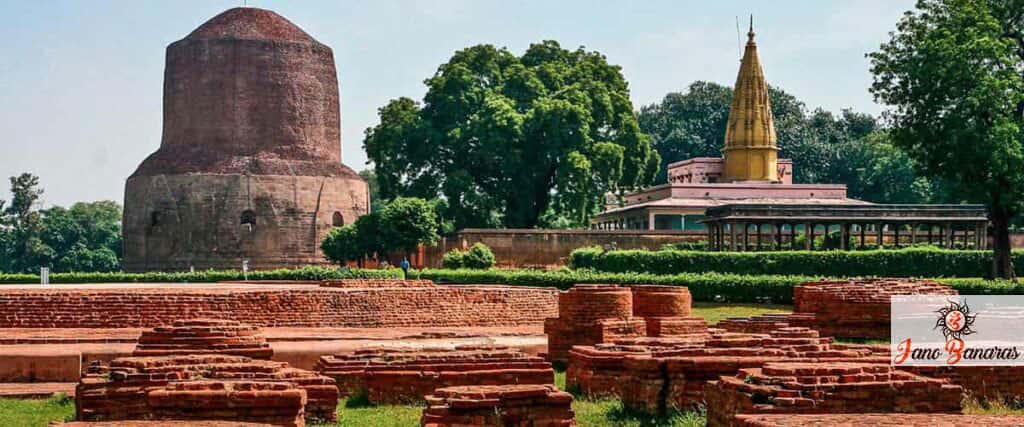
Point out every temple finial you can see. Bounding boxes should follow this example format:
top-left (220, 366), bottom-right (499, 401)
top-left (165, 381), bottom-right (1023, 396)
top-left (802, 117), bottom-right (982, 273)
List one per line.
top-left (748, 15), bottom-right (755, 40)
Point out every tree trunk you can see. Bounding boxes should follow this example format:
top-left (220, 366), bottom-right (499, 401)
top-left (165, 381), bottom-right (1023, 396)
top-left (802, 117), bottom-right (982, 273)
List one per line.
top-left (990, 209), bottom-right (1017, 280)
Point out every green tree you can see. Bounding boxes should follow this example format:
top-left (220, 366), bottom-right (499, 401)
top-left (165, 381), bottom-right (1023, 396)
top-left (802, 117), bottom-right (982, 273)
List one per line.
top-left (378, 197), bottom-right (440, 255)
top-left (869, 0), bottom-right (1024, 278)
top-left (844, 131), bottom-right (937, 203)
top-left (365, 41), bottom-right (659, 229)
top-left (2, 173), bottom-right (46, 273)
top-left (358, 169), bottom-right (383, 213)
top-left (321, 224), bottom-right (362, 265)
top-left (0, 174), bottom-right (123, 273)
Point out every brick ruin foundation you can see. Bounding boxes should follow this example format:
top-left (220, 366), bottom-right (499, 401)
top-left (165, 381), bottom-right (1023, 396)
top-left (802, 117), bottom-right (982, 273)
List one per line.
top-left (544, 285), bottom-right (705, 362)
top-left (720, 278), bottom-right (956, 339)
top-left (420, 384), bottom-right (574, 427)
top-left (734, 414), bottom-right (1024, 426)
top-left (624, 329), bottom-right (890, 414)
top-left (76, 354), bottom-right (338, 425)
top-left (76, 319), bottom-right (338, 424)
top-left (315, 345), bottom-right (554, 404)
top-left (705, 362), bottom-right (963, 427)
top-left (133, 319), bottom-right (273, 359)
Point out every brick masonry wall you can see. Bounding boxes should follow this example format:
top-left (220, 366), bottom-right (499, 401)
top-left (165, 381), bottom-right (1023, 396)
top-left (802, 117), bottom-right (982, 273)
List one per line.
top-left (420, 384), bottom-right (575, 427)
top-left (315, 346), bottom-right (554, 404)
top-left (416, 229), bottom-right (705, 268)
top-left (0, 285), bottom-right (557, 328)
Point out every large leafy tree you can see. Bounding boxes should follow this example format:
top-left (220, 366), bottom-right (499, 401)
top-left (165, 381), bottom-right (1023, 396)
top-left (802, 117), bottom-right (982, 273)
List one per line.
top-left (0, 173), bottom-right (123, 273)
top-left (869, 0), bottom-right (1024, 278)
top-left (638, 81), bottom-right (809, 183)
top-left (365, 41), bottom-right (659, 229)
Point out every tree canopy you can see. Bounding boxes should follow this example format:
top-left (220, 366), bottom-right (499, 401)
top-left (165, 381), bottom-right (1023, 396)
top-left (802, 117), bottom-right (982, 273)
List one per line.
top-left (638, 81), bottom-right (944, 204)
top-left (0, 173), bottom-right (122, 273)
top-left (869, 0), bottom-right (1024, 278)
top-left (364, 41), bottom-right (659, 229)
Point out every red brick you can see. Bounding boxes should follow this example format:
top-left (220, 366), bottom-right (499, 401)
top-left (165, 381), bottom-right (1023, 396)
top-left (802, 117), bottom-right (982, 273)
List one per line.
top-left (420, 384), bottom-right (574, 426)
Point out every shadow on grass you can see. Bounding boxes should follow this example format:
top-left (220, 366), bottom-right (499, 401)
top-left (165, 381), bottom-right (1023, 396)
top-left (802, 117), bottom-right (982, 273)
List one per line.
top-left (343, 389), bottom-right (371, 408)
top-left (602, 400), bottom-right (706, 427)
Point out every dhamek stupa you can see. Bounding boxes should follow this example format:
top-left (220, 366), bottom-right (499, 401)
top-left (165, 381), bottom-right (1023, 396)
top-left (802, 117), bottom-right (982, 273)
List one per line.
top-left (122, 8), bottom-right (368, 271)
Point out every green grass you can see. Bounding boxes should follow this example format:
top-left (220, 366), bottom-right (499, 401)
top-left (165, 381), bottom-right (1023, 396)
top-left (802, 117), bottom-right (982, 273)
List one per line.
top-left (691, 302), bottom-right (792, 325)
top-left (0, 394), bottom-right (74, 427)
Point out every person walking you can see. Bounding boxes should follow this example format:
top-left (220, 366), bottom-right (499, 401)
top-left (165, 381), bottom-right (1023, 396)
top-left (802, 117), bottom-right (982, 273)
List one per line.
top-left (400, 257), bottom-right (411, 279)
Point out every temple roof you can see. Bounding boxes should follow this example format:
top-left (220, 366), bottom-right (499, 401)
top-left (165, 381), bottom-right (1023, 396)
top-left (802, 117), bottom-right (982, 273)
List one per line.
top-left (723, 17), bottom-right (776, 151)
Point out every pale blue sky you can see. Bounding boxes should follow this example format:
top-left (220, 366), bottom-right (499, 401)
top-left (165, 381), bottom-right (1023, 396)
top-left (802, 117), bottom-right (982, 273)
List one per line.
top-left (0, 0), bottom-right (915, 207)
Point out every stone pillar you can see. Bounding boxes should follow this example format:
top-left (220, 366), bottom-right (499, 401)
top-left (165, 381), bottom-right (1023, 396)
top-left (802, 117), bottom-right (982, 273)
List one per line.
top-left (877, 223), bottom-right (885, 249)
top-left (790, 224), bottom-right (797, 250)
top-left (774, 223), bottom-right (782, 250)
top-left (806, 223), bottom-right (814, 251)
top-left (743, 223), bottom-right (750, 251)
top-left (893, 224), bottom-right (901, 248)
top-left (859, 224), bottom-right (866, 249)
top-left (729, 222), bottom-right (738, 251)
top-left (840, 223), bottom-right (851, 250)
top-left (910, 223), bottom-right (918, 246)
top-left (944, 223), bottom-right (954, 249)
top-left (648, 212), bottom-right (656, 231)
top-left (707, 224), bottom-right (715, 251)
top-left (756, 224), bottom-right (763, 251)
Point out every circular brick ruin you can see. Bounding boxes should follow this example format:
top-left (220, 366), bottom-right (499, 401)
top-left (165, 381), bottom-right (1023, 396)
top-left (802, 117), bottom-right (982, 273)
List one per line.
top-left (630, 285), bottom-right (692, 318)
top-left (421, 384), bottom-right (575, 426)
top-left (133, 319), bottom-right (273, 359)
top-left (558, 285), bottom-right (635, 322)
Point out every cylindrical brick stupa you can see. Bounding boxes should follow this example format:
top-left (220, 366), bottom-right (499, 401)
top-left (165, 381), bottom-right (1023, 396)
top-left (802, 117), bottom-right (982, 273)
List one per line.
top-left (122, 7), bottom-right (368, 271)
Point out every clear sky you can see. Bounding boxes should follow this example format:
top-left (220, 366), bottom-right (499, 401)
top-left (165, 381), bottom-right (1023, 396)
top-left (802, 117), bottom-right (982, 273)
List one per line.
top-left (0, 0), bottom-right (915, 207)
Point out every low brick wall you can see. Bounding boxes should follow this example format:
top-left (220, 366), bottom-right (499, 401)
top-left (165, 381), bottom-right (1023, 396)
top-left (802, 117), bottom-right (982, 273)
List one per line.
top-left (315, 346), bottom-right (554, 404)
top-left (0, 284), bottom-right (558, 328)
top-left (420, 384), bottom-right (575, 426)
top-left (736, 414), bottom-right (1024, 426)
top-left (705, 362), bottom-right (963, 427)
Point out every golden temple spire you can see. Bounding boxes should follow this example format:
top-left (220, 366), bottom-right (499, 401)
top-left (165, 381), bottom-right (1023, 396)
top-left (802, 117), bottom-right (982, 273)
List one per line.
top-left (722, 15), bottom-right (779, 182)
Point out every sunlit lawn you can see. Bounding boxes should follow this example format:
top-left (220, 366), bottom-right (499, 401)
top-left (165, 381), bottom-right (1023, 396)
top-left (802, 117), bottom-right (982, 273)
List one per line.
top-left (0, 394), bottom-right (74, 427)
top-left (691, 302), bottom-right (792, 325)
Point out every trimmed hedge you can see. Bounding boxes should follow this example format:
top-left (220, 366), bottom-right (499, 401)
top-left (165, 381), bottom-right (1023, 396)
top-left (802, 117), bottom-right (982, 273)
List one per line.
top-left (0, 266), bottom-right (400, 284)
top-left (410, 268), bottom-right (1024, 304)
top-left (569, 247), bottom-right (1024, 278)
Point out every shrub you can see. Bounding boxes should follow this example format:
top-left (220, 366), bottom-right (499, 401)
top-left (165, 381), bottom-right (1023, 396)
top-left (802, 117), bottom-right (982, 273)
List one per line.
top-left (569, 246), bottom-right (1024, 278)
top-left (441, 250), bottom-right (465, 269)
top-left (462, 243), bottom-right (496, 269)
top-left (440, 243), bottom-right (497, 269)
top-left (409, 268), bottom-right (1024, 303)
top-left (0, 266), bottom-right (400, 284)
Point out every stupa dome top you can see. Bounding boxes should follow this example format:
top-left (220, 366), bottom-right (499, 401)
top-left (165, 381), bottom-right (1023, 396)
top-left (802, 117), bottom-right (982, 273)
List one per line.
top-left (185, 7), bottom-right (316, 44)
